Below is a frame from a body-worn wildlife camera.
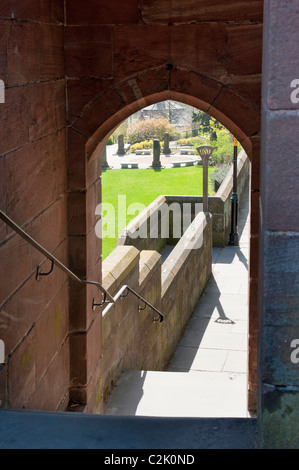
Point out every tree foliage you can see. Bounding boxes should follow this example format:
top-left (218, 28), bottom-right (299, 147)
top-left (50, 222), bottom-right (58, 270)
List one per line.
top-left (127, 117), bottom-right (179, 144)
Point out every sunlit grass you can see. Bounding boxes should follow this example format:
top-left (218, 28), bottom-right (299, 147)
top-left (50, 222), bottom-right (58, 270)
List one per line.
top-left (101, 166), bottom-right (214, 259)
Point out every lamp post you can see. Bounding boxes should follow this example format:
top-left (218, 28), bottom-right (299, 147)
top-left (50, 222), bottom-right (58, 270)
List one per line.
top-left (229, 137), bottom-right (239, 245)
top-left (196, 146), bottom-right (215, 212)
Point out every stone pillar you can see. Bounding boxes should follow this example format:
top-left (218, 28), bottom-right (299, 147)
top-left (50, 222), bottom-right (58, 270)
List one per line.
top-left (101, 145), bottom-right (110, 169)
top-left (151, 139), bottom-right (162, 168)
top-left (258, 0), bottom-right (299, 448)
top-left (248, 134), bottom-right (260, 414)
top-left (117, 134), bottom-right (125, 155)
top-left (163, 132), bottom-right (170, 154)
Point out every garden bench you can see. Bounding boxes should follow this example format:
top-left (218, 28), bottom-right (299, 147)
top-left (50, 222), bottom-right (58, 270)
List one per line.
top-left (121, 162), bottom-right (139, 169)
top-left (135, 150), bottom-right (151, 155)
top-left (180, 149), bottom-right (195, 155)
top-left (172, 160), bottom-right (197, 168)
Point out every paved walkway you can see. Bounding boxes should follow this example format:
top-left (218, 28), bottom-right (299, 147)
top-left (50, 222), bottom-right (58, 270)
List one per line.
top-left (104, 188), bottom-right (250, 418)
top-left (105, 143), bottom-right (200, 169)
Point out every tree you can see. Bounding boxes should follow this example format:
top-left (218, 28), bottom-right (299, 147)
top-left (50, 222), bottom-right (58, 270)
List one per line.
top-left (127, 117), bottom-right (179, 144)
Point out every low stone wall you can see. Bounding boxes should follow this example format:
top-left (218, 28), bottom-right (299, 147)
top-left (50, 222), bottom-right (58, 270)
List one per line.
top-left (116, 150), bottom-right (250, 249)
top-left (90, 211), bottom-right (212, 413)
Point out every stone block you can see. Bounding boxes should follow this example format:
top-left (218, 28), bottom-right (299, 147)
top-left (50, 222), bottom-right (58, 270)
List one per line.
top-left (86, 310), bottom-right (102, 381)
top-left (226, 24), bottom-right (263, 76)
top-left (7, 22), bottom-right (64, 85)
top-left (0, 232), bottom-right (32, 308)
top-left (212, 87), bottom-right (261, 138)
top-left (68, 279), bottom-right (87, 332)
top-left (262, 0), bottom-right (299, 110)
top-left (67, 128), bottom-right (87, 190)
top-left (102, 246), bottom-right (140, 295)
top-left (170, 24), bottom-right (226, 80)
top-left (261, 324), bottom-right (299, 386)
top-left (0, 86), bottom-right (29, 156)
top-left (6, 130), bottom-right (66, 227)
top-left (86, 178), bottom-right (101, 235)
top-left (0, 1), bottom-right (54, 23)
top-left (66, 0), bottom-right (139, 25)
top-left (260, 109), bottom-right (299, 231)
top-left (27, 340), bottom-right (70, 412)
top-left (113, 25), bottom-right (170, 82)
top-left (65, 26), bottom-right (113, 78)
top-left (51, 0), bottom-right (64, 24)
top-left (8, 327), bottom-right (37, 408)
top-left (67, 78), bottom-right (112, 125)
top-left (67, 190), bottom-right (87, 236)
top-left (27, 80), bottom-right (65, 142)
top-left (231, 80), bottom-right (262, 116)
top-left (249, 234), bottom-right (259, 280)
top-left (69, 331), bottom-right (87, 388)
top-left (0, 242), bottom-right (68, 356)
top-left (31, 195), bottom-right (67, 267)
top-left (140, 0), bottom-right (263, 24)
top-left (261, 231), bottom-right (299, 327)
top-left (74, 87), bottom-right (124, 139)
top-left (35, 284), bottom-right (68, 381)
top-left (0, 22), bottom-right (9, 83)
top-left (0, 363), bottom-right (7, 408)
top-left (68, 235), bottom-right (87, 278)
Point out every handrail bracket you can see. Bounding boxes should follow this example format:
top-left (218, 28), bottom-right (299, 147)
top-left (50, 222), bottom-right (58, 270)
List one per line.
top-left (36, 259), bottom-right (54, 280)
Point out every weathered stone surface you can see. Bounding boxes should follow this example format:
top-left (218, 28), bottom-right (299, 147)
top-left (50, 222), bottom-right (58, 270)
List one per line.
top-left (261, 324), bottom-right (299, 386)
top-left (0, 86), bottom-right (29, 155)
top-left (8, 327), bottom-right (37, 408)
top-left (0, 22), bottom-right (9, 83)
top-left (0, 242), bottom-right (68, 356)
top-left (226, 24), bottom-right (263, 76)
top-left (6, 130), bottom-right (66, 226)
top-left (66, 0), bottom-right (139, 25)
top-left (0, 0), bottom-right (64, 23)
top-left (262, 0), bottom-right (299, 110)
top-left (28, 80), bottom-right (66, 142)
top-left (212, 87), bottom-right (261, 138)
top-left (261, 231), bottom-right (299, 326)
top-left (65, 26), bottom-right (113, 78)
top-left (141, 0), bottom-right (263, 24)
top-left (35, 284), bottom-right (68, 380)
top-left (7, 22), bottom-right (64, 85)
top-left (0, 233), bottom-right (32, 308)
top-left (67, 78), bottom-right (113, 125)
top-left (170, 24), bottom-right (227, 79)
top-left (67, 128), bottom-right (86, 190)
top-left (27, 339), bottom-right (69, 412)
top-left (113, 25), bottom-right (170, 82)
top-left (260, 109), bottom-right (299, 231)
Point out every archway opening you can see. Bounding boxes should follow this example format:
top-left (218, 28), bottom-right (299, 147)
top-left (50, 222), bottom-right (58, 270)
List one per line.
top-left (89, 97), bottom-right (252, 419)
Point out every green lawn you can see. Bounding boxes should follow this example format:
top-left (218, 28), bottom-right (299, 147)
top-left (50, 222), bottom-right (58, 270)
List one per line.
top-left (101, 166), bottom-right (214, 259)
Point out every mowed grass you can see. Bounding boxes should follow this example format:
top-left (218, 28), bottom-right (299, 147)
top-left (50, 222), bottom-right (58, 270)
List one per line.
top-left (101, 166), bottom-right (214, 259)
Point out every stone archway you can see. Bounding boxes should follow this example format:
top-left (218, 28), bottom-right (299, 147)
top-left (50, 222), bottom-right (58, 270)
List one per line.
top-left (66, 68), bottom-right (260, 412)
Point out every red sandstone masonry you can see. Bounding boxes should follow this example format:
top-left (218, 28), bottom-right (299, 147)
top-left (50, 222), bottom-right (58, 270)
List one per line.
top-left (0, 0), bottom-right (263, 413)
top-left (0, 3), bottom-right (68, 412)
top-left (140, 0), bottom-right (263, 24)
top-left (0, 0), bottom-right (64, 23)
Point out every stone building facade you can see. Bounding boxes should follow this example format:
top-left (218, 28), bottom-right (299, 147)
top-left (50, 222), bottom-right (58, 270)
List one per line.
top-left (0, 0), bottom-right (298, 448)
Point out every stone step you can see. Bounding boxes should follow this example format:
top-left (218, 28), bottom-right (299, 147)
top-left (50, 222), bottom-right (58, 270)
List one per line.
top-left (104, 370), bottom-right (248, 418)
top-left (0, 409), bottom-right (257, 449)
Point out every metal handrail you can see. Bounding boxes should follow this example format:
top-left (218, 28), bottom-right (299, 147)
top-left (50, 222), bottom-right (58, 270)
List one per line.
top-left (101, 285), bottom-right (163, 322)
top-left (0, 210), bottom-right (164, 322)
